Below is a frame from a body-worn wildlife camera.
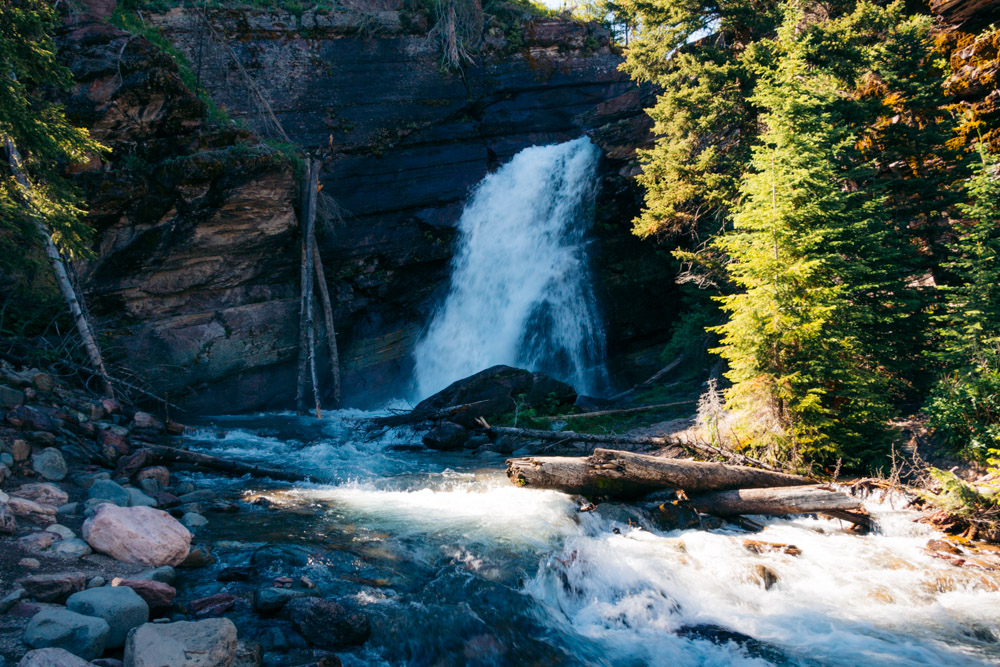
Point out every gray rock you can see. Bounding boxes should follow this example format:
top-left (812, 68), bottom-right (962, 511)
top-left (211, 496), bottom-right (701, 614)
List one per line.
top-left (88, 480), bottom-right (131, 507)
top-left (31, 449), bottom-right (67, 482)
top-left (16, 647), bottom-right (90, 667)
top-left (22, 608), bottom-right (109, 659)
top-left (286, 597), bottom-right (371, 648)
top-left (18, 558), bottom-right (40, 569)
top-left (0, 586), bottom-right (25, 613)
top-left (0, 452), bottom-right (13, 467)
top-left (19, 531), bottom-right (57, 553)
top-left (51, 538), bottom-right (92, 559)
top-left (57, 502), bottom-right (78, 516)
top-left (137, 478), bottom-right (161, 497)
top-left (173, 482), bottom-right (196, 495)
top-left (67, 586), bottom-right (149, 648)
top-left (44, 524), bottom-right (74, 540)
top-left (181, 512), bottom-right (208, 529)
top-left (127, 488), bottom-right (157, 508)
top-left (177, 490), bottom-right (216, 504)
top-left (14, 483), bottom-right (69, 507)
top-left (123, 618), bottom-right (238, 667)
top-left (137, 566), bottom-right (176, 585)
top-left (0, 384), bottom-right (24, 409)
top-left (252, 586), bottom-right (313, 612)
top-left (88, 576), bottom-right (107, 589)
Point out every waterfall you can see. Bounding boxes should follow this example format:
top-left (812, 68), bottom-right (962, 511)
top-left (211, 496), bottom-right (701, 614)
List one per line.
top-left (413, 137), bottom-right (608, 399)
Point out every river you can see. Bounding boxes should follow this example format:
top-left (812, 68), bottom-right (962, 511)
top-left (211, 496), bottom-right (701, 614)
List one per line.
top-left (178, 411), bottom-right (1000, 666)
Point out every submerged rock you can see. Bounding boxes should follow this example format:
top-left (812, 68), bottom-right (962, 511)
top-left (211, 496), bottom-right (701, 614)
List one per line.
top-left (23, 608), bottom-right (110, 660)
top-left (124, 619), bottom-right (238, 667)
top-left (286, 597), bottom-right (371, 649)
top-left (188, 593), bottom-right (236, 618)
top-left (82, 504), bottom-right (192, 566)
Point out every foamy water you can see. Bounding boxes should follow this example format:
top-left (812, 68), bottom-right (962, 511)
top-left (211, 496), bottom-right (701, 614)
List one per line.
top-left (183, 411), bottom-right (1000, 666)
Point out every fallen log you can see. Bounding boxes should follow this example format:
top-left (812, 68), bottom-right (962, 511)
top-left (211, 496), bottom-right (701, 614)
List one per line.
top-left (506, 448), bottom-right (812, 499)
top-left (114, 446), bottom-right (321, 483)
top-left (483, 422), bottom-right (784, 471)
top-left (368, 400), bottom-right (493, 428)
top-left (608, 354), bottom-right (686, 403)
top-left (686, 485), bottom-right (862, 517)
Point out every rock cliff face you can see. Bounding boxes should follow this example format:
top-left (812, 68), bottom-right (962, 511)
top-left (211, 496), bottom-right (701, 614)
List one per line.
top-left (67, 2), bottom-right (675, 413)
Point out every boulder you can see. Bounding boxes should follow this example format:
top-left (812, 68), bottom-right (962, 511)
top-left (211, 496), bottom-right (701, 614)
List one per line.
top-left (112, 578), bottom-right (176, 609)
top-left (31, 448), bottom-right (67, 482)
top-left (67, 586), bottom-right (150, 648)
top-left (17, 647), bottom-right (91, 667)
top-left (18, 573), bottom-right (86, 603)
top-left (0, 502), bottom-right (17, 534)
top-left (82, 504), bottom-right (192, 567)
top-left (89, 479), bottom-right (131, 506)
top-left (285, 597), bottom-right (371, 649)
top-left (422, 422), bottom-right (469, 451)
top-left (22, 608), bottom-right (110, 659)
top-left (15, 483), bottom-right (70, 507)
top-left (411, 366), bottom-right (577, 428)
top-left (7, 497), bottom-right (57, 525)
top-left (123, 619), bottom-right (238, 667)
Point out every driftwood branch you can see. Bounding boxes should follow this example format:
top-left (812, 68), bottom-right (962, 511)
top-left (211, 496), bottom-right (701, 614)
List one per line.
top-left (296, 159), bottom-right (321, 417)
top-left (608, 354), bottom-right (685, 403)
top-left (368, 400), bottom-right (493, 427)
top-left (115, 445), bottom-right (321, 483)
top-left (506, 448), bottom-right (812, 499)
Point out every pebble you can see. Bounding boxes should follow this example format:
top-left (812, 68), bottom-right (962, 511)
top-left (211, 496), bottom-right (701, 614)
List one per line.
top-left (88, 577), bottom-right (107, 589)
top-left (19, 558), bottom-right (40, 569)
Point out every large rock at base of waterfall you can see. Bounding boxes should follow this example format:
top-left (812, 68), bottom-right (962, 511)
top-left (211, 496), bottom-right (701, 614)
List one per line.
top-left (412, 366), bottom-right (577, 428)
top-left (82, 504), bottom-right (192, 566)
top-left (123, 618), bottom-right (238, 667)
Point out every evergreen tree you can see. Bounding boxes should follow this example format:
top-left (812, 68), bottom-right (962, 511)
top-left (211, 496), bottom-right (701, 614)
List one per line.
top-left (711, 12), bottom-right (905, 470)
top-left (1, 0), bottom-right (103, 273)
top-left (925, 147), bottom-right (1000, 458)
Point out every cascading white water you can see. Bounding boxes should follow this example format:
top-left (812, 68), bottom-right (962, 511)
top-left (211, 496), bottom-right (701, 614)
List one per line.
top-left (413, 137), bottom-right (608, 399)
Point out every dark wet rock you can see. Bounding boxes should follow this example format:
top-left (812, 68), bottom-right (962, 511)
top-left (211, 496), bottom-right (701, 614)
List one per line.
top-left (18, 572), bottom-right (86, 603)
top-left (124, 619), bottom-right (238, 667)
top-left (96, 425), bottom-right (130, 458)
top-left (422, 422), bottom-right (468, 451)
top-left (155, 491), bottom-right (181, 508)
top-left (0, 384), bottom-right (25, 409)
top-left (285, 597), bottom-right (371, 649)
top-left (179, 545), bottom-right (215, 568)
top-left (23, 608), bottom-right (110, 660)
top-left (413, 366), bottom-right (577, 428)
top-left (676, 624), bottom-right (789, 663)
top-left (31, 448), bottom-right (67, 482)
top-left (135, 466), bottom-right (170, 487)
top-left (112, 578), bottom-right (177, 609)
top-left (253, 586), bottom-right (315, 613)
top-left (67, 585), bottom-right (150, 648)
top-left (233, 640), bottom-right (263, 667)
top-left (189, 592), bottom-right (237, 618)
top-left (753, 564), bottom-right (779, 591)
top-left (17, 647), bottom-right (91, 667)
top-left (217, 566), bottom-right (255, 582)
top-left (250, 544), bottom-right (310, 568)
top-left (651, 502), bottom-right (703, 531)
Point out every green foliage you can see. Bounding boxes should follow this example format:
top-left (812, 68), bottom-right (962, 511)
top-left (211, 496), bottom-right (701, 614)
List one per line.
top-left (925, 147), bottom-right (1000, 459)
top-left (0, 0), bottom-right (106, 277)
top-left (922, 468), bottom-right (997, 518)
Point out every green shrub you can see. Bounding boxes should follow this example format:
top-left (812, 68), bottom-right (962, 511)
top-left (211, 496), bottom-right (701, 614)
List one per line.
top-left (926, 354), bottom-right (1000, 461)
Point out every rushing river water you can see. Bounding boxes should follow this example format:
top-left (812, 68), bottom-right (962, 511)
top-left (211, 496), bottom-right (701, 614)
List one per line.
top-left (180, 411), bottom-right (1000, 667)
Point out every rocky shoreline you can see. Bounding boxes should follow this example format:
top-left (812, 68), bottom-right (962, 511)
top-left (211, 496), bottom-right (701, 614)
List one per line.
top-left (0, 361), bottom-right (364, 666)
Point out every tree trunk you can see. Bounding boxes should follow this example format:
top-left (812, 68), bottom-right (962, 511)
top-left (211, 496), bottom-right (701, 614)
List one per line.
top-left (3, 136), bottom-right (114, 398)
top-left (312, 243), bottom-right (341, 407)
top-left (608, 354), bottom-right (686, 402)
top-left (114, 445), bottom-right (321, 483)
top-left (686, 485), bottom-right (862, 517)
top-left (506, 448), bottom-right (813, 499)
top-left (541, 400), bottom-right (697, 422)
top-left (296, 159), bottom-right (320, 415)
